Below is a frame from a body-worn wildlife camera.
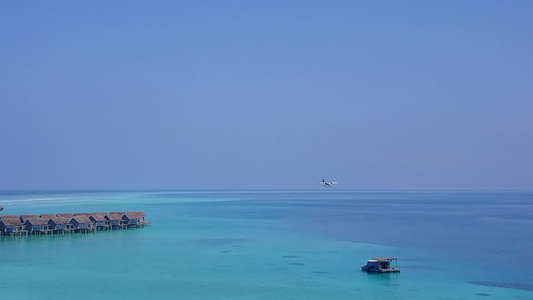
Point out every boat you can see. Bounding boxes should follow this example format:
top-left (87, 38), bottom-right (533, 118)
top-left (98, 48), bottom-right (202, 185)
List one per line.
top-left (361, 257), bottom-right (400, 273)
top-left (0, 205), bottom-right (3, 211)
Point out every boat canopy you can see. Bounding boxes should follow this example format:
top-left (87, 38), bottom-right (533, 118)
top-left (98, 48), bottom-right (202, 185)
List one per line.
top-left (370, 257), bottom-right (397, 261)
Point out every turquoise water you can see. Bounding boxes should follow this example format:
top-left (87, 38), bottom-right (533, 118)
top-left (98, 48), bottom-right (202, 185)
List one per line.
top-left (0, 191), bottom-right (532, 299)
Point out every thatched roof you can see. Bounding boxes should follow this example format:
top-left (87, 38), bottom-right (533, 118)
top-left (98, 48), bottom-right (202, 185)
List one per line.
top-left (49, 216), bottom-right (72, 225)
top-left (20, 215), bottom-right (39, 222)
top-left (57, 213), bottom-right (74, 218)
top-left (125, 212), bottom-right (145, 220)
top-left (90, 213), bottom-right (108, 221)
top-left (40, 214), bottom-right (57, 220)
top-left (24, 216), bottom-right (49, 226)
top-left (106, 213), bottom-right (124, 221)
top-left (71, 215), bottom-right (92, 223)
top-left (0, 215), bottom-right (23, 226)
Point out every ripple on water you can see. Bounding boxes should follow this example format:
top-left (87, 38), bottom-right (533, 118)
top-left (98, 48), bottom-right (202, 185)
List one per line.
top-left (470, 281), bottom-right (533, 292)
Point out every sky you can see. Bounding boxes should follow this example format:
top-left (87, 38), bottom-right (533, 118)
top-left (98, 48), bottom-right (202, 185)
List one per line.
top-left (1, 1), bottom-right (532, 190)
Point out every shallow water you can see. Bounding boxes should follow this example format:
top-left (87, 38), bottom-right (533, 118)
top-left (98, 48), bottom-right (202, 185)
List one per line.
top-left (0, 190), bottom-right (532, 299)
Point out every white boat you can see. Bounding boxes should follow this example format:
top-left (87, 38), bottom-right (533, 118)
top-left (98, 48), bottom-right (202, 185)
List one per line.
top-left (361, 257), bottom-right (400, 273)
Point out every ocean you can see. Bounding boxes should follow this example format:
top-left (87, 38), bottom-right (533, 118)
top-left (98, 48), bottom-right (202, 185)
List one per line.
top-left (0, 190), bottom-right (532, 299)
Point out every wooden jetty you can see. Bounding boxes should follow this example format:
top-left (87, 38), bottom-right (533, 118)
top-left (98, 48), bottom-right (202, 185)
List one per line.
top-left (0, 211), bottom-right (150, 236)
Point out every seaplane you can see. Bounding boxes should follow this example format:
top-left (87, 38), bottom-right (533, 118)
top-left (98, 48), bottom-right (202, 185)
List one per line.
top-left (320, 178), bottom-right (338, 188)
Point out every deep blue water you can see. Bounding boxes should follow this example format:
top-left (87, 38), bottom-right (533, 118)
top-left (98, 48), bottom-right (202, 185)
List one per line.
top-left (0, 190), bottom-right (532, 299)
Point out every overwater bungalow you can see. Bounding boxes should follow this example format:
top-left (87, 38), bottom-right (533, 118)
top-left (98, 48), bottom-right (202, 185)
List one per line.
top-left (106, 212), bottom-right (127, 229)
top-left (2, 211), bottom-right (148, 236)
top-left (90, 213), bottom-right (110, 230)
top-left (23, 216), bottom-right (53, 235)
top-left (123, 212), bottom-right (146, 228)
top-left (70, 215), bottom-right (93, 233)
top-left (20, 215), bottom-right (39, 223)
top-left (0, 215), bottom-right (27, 235)
top-left (48, 216), bottom-right (74, 234)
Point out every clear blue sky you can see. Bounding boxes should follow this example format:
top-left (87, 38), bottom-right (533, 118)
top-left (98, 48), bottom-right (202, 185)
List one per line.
top-left (1, 1), bottom-right (532, 190)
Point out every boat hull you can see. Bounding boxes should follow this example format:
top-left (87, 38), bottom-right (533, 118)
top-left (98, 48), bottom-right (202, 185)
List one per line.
top-left (361, 265), bottom-right (400, 273)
